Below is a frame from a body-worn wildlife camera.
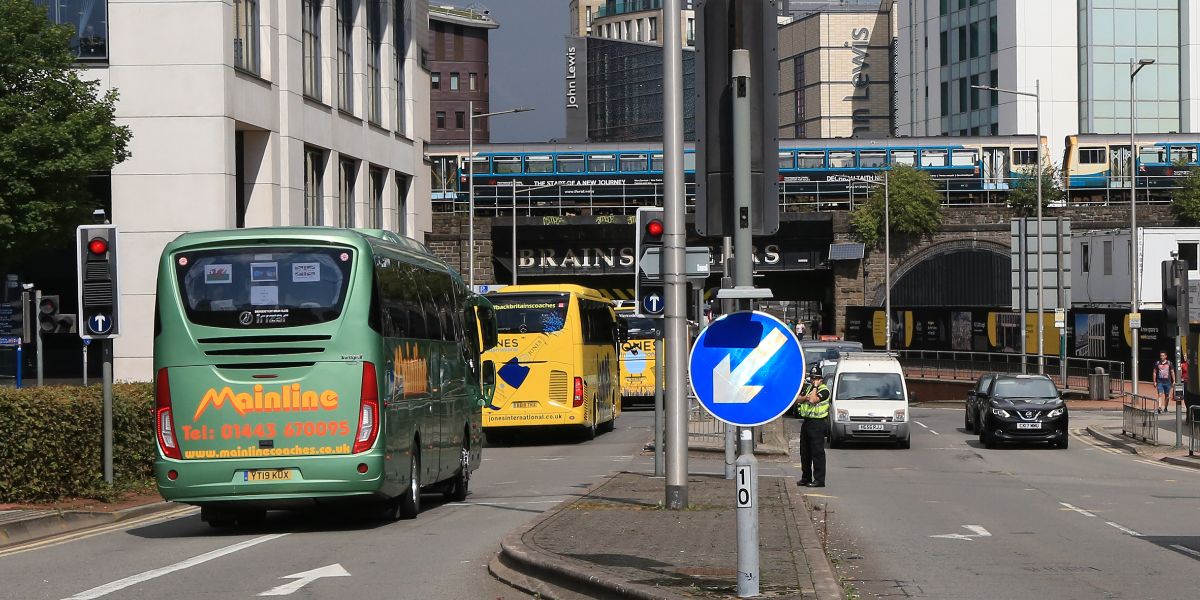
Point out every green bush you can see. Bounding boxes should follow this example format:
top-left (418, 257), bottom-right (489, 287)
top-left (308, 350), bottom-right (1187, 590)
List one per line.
top-left (0, 383), bottom-right (156, 503)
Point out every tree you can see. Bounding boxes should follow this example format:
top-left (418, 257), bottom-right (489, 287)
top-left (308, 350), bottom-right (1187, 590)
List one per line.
top-left (0, 0), bottom-right (130, 259)
top-left (850, 164), bottom-right (943, 248)
top-left (1007, 162), bottom-right (1065, 217)
top-left (1171, 164), bottom-right (1200, 225)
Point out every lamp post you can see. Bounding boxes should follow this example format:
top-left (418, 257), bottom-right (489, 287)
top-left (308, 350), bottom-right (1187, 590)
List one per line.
top-left (508, 183), bottom-right (557, 285)
top-left (974, 81), bottom-right (1043, 374)
top-left (1129, 58), bottom-right (1155, 398)
top-left (884, 169), bottom-right (891, 354)
top-left (468, 102), bottom-right (534, 289)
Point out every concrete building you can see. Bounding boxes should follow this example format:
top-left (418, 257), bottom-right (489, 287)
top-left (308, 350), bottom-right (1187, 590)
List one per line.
top-left (568, 0), bottom-right (606, 37)
top-left (778, 5), bottom-right (894, 138)
top-left (897, 0), bottom-right (1200, 162)
top-left (428, 5), bottom-right (498, 144)
top-left (39, 0), bottom-right (434, 381)
top-left (589, 0), bottom-right (696, 47)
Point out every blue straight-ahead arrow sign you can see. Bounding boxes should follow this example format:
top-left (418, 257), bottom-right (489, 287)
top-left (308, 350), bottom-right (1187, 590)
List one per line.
top-left (689, 311), bottom-right (804, 427)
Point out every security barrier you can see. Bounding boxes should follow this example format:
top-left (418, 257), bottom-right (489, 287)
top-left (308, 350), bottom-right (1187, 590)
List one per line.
top-left (1122, 393), bottom-right (1160, 446)
top-left (1189, 406), bottom-right (1200, 457)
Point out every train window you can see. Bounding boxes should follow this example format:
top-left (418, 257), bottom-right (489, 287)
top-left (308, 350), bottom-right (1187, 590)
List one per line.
top-left (920, 149), bottom-right (948, 167)
top-left (778, 151), bottom-right (795, 169)
top-left (651, 153), bottom-right (664, 171)
top-left (1012, 149), bottom-right (1038, 165)
top-left (620, 154), bottom-right (648, 172)
top-left (796, 152), bottom-right (824, 169)
top-left (890, 150), bottom-right (916, 166)
top-left (860, 151), bottom-right (887, 168)
top-left (526, 155), bottom-right (554, 173)
top-left (829, 151), bottom-right (856, 168)
top-left (1138, 146), bottom-right (1166, 164)
top-left (1079, 148), bottom-right (1106, 164)
top-left (683, 152), bottom-right (696, 171)
top-left (951, 150), bottom-right (977, 166)
top-left (466, 155), bottom-right (490, 175)
top-left (589, 154), bottom-right (616, 172)
top-left (1169, 145), bottom-right (1197, 165)
top-left (493, 156), bottom-right (521, 174)
top-left (557, 154), bottom-right (585, 173)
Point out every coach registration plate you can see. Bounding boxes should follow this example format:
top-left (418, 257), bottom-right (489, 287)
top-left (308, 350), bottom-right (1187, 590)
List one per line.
top-left (244, 469), bottom-right (293, 482)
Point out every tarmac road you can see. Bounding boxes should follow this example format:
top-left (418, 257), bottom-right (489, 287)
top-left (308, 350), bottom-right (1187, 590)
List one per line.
top-left (0, 411), bottom-right (657, 600)
top-left (819, 407), bottom-right (1200, 600)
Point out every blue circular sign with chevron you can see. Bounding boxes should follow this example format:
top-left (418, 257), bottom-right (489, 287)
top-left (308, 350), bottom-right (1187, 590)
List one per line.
top-left (689, 311), bottom-right (805, 427)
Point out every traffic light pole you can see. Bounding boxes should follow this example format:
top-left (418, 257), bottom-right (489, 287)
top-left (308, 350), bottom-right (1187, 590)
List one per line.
top-left (662, 0), bottom-right (689, 512)
top-left (34, 289), bottom-right (43, 386)
top-left (103, 339), bottom-right (113, 484)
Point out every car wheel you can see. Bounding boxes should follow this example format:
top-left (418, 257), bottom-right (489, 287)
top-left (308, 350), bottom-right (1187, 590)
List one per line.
top-left (829, 433), bottom-right (842, 449)
top-left (394, 451), bottom-right (421, 520)
top-left (444, 436), bottom-right (470, 502)
top-left (964, 407), bottom-right (973, 432)
top-left (897, 436), bottom-right (911, 449)
top-left (200, 507), bottom-right (238, 528)
top-left (581, 406), bottom-right (598, 441)
top-left (1055, 434), bottom-right (1069, 450)
top-left (982, 424), bottom-right (997, 449)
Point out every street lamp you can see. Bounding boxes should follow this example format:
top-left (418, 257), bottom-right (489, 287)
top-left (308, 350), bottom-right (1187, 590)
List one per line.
top-left (468, 101), bottom-right (534, 289)
top-left (508, 183), bottom-right (558, 285)
top-left (974, 81), bottom-right (1043, 374)
top-left (1129, 57), bottom-right (1155, 398)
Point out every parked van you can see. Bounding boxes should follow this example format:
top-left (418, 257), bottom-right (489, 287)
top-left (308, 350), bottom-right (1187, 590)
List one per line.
top-left (828, 353), bottom-right (911, 449)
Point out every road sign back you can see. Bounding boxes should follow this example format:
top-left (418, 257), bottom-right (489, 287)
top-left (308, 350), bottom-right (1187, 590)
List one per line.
top-left (688, 311), bottom-right (804, 426)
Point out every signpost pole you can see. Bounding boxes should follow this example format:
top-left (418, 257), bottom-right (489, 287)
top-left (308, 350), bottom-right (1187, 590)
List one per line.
top-left (735, 428), bottom-right (759, 598)
top-left (654, 333), bottom-right (665, 477)
top-left (722, 240), bottom-right (735, 480)
top-left (102, 338), bottom-right (113, 484)
top-left (662, 0), bottom-right (689, 511)
top-left (34, 289), bottom-right (43, 386)
top-left (82, 340), bottom-right (88, 386)
top-left (15, 342), bottom-right (22, 388)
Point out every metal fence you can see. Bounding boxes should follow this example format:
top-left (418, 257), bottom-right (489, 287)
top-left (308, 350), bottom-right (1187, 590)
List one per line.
top-left (1122, 393), bottom-right (1160, 445)
top-left (1190, 406), bottom-right (1200, 457)
top-left (895, 350), bottom-right (1126, 397)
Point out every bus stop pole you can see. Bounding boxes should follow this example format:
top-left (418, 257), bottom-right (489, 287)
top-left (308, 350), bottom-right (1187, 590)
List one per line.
top-left (103, 339), bottom-right (113, 484)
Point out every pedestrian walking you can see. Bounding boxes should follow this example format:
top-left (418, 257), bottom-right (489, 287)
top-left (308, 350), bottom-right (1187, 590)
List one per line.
top-left (1154, 351), bottom-right (1174, 413)
top-left (797, 367), bottom-right (831, 488)
top-left (795, 320), bottom-right (806, 339)
top-left (812, 315), bottom-right (822, 340)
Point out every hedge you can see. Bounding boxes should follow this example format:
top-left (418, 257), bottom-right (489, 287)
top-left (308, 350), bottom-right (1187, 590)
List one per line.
top-left (0, 383), bottom-right (156, 503)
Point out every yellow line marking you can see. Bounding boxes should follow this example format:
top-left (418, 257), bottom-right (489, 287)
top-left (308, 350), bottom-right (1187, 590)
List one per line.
top-left (0, 507), bottom-right (196, 559)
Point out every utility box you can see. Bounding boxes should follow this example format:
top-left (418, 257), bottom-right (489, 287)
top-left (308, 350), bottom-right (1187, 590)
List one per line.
top-left (1089, 367), bottom-right (1111, 400)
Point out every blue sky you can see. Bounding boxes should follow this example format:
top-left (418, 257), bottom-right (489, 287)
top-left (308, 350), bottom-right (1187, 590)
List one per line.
top-left (484, 0), bottom-right (568, 142)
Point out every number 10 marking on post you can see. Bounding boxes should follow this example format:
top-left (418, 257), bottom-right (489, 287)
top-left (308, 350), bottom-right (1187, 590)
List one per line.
top-left (736, 464), bottom-right (753, 508)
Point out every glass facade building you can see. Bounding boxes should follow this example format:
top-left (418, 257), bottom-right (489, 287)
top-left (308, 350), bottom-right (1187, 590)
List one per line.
top-left (1078, 0), bottom-right (1182, 134)
top-left (585, 38), bottom-right (696, 142)
top-left (938, 0), bottom-right (1001, 136)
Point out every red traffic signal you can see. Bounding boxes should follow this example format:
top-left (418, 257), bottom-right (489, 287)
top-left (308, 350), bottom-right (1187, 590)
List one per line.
top-left (645, 219), bottom-right (664, 238)
top-left (88, 238), bottom-right (108, 255)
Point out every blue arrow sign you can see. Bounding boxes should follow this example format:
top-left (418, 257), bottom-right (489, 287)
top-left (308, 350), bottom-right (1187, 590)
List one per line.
top-left (88, 313), bottom-right (113, 335)
top-left (642, 292), bottom-right (663, 315)
top-left (688, 311), bottom-right (804, 427)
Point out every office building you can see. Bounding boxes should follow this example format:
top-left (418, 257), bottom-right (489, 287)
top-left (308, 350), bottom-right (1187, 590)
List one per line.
top-left (37, 0), bottom-right (434, 381)
top-left (428, 4), bottom-right (498, 144)
top-left (589, 0), bottom-right (696, 47)
top-left (569, 0), bottom-right (606, 36)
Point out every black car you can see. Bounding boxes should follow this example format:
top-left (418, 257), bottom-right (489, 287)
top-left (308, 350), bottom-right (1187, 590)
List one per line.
top-left (964, 373), bottom-right (999, 433)
top-left (976, 374), bottom-right (1069, 449)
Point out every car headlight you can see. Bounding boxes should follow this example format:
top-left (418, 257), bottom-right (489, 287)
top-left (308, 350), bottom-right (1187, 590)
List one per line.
top-left (893, 409), bottom-right (906, 422)
top-left (991, 407), bottom-right (1011, 417)
top-left (836, 409), bottom-right (850, 422)
top-left (1047, 407), bottom-right (1065, 418)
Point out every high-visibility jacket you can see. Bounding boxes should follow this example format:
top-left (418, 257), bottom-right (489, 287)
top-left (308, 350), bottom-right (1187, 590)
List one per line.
top-left (798, 383), bottom-right (830, 419)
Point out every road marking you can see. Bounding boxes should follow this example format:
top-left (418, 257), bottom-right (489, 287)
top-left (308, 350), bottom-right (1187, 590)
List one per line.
top-left (914, 421), bottom-right (929, 429)
top-left (258, 563), bottom-right (350, 596)
top-left (1059, 502), bottom-right (1098, 518)
top-left (446, 499), bottom-right (567, 507)
top-left (928, 429), bottom-right (940, 435)
top-left (930, 525), bottom-right (991, 540)
top-left (1105, 521), bottom-right (1142, 536)
top-left (1135, 459), bottom-right (1197, 473)
top-left (537, 457), bottom-right (565, 461)
top-left (0, 506), bottom-right (197, 559)
top-left (1170, 544), bottom-right (1200, 559)
top-left (63, 533), bottom-right (289, 599)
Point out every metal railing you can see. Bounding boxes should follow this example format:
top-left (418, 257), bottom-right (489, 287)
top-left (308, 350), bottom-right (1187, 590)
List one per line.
top-left (895, 350), bottom-right (1126, 397)
top-left (1189, 406), bottom-right (1200, 457)
top-left (1122, 393), bottom-right (1159, 445)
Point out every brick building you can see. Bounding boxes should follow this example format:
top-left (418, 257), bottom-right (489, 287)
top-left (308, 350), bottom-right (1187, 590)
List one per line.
top-left (428, 5), bottom-right (497, 144)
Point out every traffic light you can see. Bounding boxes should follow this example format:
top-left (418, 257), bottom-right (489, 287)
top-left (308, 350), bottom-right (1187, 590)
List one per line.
top-left (38, 295), bottom-right (77, 334)
top-left (1162, 260), bottom-right (1181, 340)
top-left (77, 225), bottom-right (120, 339)
top-left (635, 207), bottom-right (665, 317)
top-left (694, 0), bottom-right (779, 237)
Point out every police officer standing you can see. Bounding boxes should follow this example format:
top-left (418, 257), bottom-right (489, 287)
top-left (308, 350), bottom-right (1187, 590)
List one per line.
top-left (797, 367), bottom-right (831, 488)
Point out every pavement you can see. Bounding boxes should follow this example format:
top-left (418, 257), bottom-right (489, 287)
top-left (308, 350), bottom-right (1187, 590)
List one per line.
top-left (1080, 408), bottom-right (1200, 470)
top-left (0, 502), bottom-right (180, 549)
top-left (490, 471), bottom-right (842, 600)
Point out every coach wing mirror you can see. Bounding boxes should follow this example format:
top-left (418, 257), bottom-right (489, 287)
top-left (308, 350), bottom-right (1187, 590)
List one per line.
top-left (481, 360), bottom-right (497, 403)
top-left (614, 319), bottom-right (629, 345)
top-left (474, 303), bottom-right (499, 350)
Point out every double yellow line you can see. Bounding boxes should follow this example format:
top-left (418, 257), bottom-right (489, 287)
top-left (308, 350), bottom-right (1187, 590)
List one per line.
top-left (0, 506), bottom-right (197, 559)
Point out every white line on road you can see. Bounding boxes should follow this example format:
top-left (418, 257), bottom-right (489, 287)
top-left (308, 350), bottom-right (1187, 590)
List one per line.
top-left (928, 429), bottom-right (940, 435)
top-left (63, 533), bottom-right (289, 600)
top-left (914, 421), bottom-right (929, 429)
top-left (1170, 544), bottom-right (1200, 558)
top-left (1105, 521), bottom-right (1142, 536)
top-left (1059, 502), bottom-right (1098, 518)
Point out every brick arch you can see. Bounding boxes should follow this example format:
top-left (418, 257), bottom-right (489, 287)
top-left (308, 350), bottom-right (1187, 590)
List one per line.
top-left (868, 239), bottom-right (1011, 307)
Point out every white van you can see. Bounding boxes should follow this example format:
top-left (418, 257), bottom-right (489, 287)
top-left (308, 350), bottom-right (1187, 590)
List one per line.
top-left (827, 353), bottom-right (911, 449)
